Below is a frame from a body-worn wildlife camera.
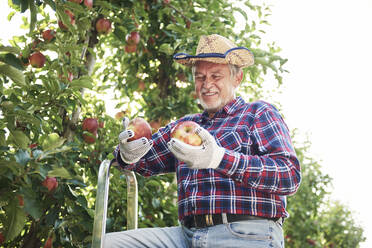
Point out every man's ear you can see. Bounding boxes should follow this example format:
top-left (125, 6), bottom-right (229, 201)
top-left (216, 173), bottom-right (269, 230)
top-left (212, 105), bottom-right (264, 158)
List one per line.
top-left (234, 70), bottom-right (243, 87)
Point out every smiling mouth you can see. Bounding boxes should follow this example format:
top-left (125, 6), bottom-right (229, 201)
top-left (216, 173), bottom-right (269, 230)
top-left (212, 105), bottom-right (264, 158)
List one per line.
top-left (202, 92), bottom-right (218, 96)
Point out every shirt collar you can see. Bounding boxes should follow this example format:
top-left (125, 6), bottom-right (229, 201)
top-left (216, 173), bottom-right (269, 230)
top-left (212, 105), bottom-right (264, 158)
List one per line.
top-left (201, 96), bottom-right (245, 118)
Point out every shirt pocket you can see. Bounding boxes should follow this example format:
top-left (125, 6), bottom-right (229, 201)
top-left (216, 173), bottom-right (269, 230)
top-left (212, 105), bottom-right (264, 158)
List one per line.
top-left (215, 126), bottom-right (252, 154)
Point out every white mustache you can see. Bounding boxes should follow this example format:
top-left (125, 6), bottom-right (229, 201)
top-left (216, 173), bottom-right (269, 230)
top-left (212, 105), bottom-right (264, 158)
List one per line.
top-left (201, 89), bottom-right (218, 94)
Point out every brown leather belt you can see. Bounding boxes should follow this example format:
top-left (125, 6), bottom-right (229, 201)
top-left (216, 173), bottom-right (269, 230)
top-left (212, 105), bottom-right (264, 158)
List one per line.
top-left (182, 213), bottom-right (282, 229)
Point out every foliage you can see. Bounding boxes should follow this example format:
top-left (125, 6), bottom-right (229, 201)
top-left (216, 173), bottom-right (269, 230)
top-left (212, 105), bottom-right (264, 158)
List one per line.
top-left (0, 0), bottom-right (365, 247)
top-left (284, 133), bottom-right (366, 247)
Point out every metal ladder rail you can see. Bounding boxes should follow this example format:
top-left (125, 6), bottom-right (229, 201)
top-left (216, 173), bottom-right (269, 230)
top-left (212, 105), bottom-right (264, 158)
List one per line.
top-left (92, 159), bottom-right (138, 248)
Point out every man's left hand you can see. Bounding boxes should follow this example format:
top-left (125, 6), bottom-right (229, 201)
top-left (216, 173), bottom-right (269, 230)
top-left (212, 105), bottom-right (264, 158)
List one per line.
top-left (167, 126), bottom-right (225, 169)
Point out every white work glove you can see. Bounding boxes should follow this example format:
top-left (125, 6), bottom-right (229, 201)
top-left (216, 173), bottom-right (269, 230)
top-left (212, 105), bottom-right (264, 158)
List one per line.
top-left (118, 117), bottom-right (153, 164)
top-left (167, 126), bottom-right (225, 169)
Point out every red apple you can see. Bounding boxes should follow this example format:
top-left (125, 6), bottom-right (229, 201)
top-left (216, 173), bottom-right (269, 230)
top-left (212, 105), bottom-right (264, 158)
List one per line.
top-left (83, 130), bottom-right (97, 144)
top-left (44, 236), bottom-right (53, 248)
top-left (29, 52), bottom-right (46, 68)
top-left (125, 44), bottom-right (137, 53)
top-left (96, 18), bottom-right (112, 34)
top-left (115, 111), bottom-right (126, 120)
top-left (42, 177), bottom-right (58, 192)
top-left (163, 0), bottom-right (171, 4)
top-left (17, 195), bottom-right (24, 206)
top-left (171, 121), bottom-right (202, 146)
top-left (84, 0), bottom-right (93, 9)
top-left (42, 29), bottom-right (56, 42)
top-left (0, 232), bottom-right (4, 245)
top-left (126, 31), bottom-right (140, 45)
top-left (58, 10), bottom-right (75, 30)
top-left (127, 117), bottom-right (152, 142)
top-left (82, 118), bottom-right (98, 133)
top-left (138, 80), bottom-right (145, 91)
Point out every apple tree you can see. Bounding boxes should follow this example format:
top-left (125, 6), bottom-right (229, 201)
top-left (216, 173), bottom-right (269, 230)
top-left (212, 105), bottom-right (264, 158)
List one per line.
top-left (0, 0), bottom-right (365, 247)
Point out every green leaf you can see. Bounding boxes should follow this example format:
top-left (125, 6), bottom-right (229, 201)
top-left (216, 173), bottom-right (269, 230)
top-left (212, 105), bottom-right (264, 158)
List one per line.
top-left (42, 133), bottom-right (65, 151)
top-left (0, 46), bottom-right (20, 54)
top-left (0, 63), bottom-right (26, 87)
top-left (23, 194), bottom-right (42, 220)
top-left (3, 198), bottom-right (26, 242)
top-left (1, 53), bottom-right (24, 70)
top-left (64, 1), bottom-right (86, 14)
top-left (70, 76), bottom-right (93, 89)
top-left (15, 149), bottom-right (30, 166)
top-left (9, 130), bottom-right (30, 149)
top-left (48, 167), bottom-right (72, 179)
top-left (56, 5), bottom-right (74, 31)
top-left (159, 43), bottom-right (174, 56)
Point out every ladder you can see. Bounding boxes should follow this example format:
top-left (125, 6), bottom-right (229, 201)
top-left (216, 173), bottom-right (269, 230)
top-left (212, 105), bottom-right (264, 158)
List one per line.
top-left (91, 160), bottom-right (138, 248)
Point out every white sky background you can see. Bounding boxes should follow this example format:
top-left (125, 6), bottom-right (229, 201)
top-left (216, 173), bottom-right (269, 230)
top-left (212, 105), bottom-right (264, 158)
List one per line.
top-left (1, 0), bottom-right (372, 246)
top-left (263, 0), bottom-right (372, 247)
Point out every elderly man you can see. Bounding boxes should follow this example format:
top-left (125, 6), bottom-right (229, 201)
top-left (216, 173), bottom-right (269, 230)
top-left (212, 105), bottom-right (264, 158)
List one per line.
top-left (106, 34), bottom-right (301, 248)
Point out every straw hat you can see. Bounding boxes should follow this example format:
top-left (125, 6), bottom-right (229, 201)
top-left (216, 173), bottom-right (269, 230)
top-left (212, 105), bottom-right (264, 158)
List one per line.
top-left (173, 34), bottom-right (254, 68)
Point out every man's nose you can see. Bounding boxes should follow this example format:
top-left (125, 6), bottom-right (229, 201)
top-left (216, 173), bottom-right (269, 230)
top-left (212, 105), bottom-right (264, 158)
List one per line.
top-left (202, 77), bottom-right (213, 88)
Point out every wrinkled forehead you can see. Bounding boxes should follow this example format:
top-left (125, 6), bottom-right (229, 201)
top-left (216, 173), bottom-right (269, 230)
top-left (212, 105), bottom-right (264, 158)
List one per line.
top-left (194, 61), bottom-right (230, 74)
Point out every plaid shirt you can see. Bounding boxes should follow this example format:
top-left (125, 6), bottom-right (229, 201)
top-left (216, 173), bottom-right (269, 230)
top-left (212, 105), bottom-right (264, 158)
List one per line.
top-left (115, 97), bottom-right (301, 220)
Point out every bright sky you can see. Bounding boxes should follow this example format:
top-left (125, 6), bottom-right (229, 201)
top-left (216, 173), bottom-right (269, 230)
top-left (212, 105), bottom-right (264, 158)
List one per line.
top-left (265, 0), bottom-right (372, 247)
top-left (1, 0), bottom-right (372, 246)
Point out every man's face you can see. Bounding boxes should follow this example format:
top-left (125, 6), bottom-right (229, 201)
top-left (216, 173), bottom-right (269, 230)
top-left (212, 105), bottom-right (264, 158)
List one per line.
top-left (194, 61), bottom-right (241, 115)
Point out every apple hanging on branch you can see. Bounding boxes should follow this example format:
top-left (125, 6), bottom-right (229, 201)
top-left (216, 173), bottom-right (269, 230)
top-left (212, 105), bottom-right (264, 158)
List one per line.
top-left (171, 121), bottom-right (202, 146)
top-left (29, 52), bottom-right (46, 68)
top-left (96, 18), bottom-right (112, 35)
top-left (42, 29), bottom-right (56, 42)
top-left (42, 177), bottom-right (58, 192)
top-left (127, 117), bottom-right (152, 142)
top-left (82, 117), bottom-right (98, 133)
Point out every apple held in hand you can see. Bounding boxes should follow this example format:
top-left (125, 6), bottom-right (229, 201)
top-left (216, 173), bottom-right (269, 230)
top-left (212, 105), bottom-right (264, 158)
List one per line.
top-left (127, 117), bottom-right (152, 142)
top-left (171, 121), bottom-right (202, 146)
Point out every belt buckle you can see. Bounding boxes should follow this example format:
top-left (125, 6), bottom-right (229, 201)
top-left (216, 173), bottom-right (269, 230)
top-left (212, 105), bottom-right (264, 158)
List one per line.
top-left (205, 214), bottom-right (214, 226)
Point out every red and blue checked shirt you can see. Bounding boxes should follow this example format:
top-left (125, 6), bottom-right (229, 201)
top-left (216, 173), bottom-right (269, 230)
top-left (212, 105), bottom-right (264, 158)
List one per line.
top-left (115, 97), bottom-right (301, 221)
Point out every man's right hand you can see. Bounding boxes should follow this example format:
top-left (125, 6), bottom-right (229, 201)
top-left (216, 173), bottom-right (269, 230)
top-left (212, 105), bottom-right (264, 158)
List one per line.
top-left (118, 117), bottom-right (153, 164)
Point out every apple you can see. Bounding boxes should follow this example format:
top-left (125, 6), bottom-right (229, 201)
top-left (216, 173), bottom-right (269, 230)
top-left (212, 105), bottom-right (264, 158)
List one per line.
top-left (29, 52), bottom-right (46, 68)
top-left (126, 31), bottom-right (140, 45)
top-left (17, 195), bottom-right (24, 206)
top-left (96, 18), bottom-right (112, 34)
top-left (163, 0), bottom-right (171, 4)
top-left (42, 29), bottom-right (56, 42)
top-left (31, 38), bottom-right (42, 50)
top-left (82, 117), bottom-right (98, 133)
top-left (125, 44), bottom-right (137, 53)
top-left (58, 10), bottom-right (75, 30)
top-left (44, 236), bottom-right (53, 248)
top-left (84, 0), bottom-right (93, 9)
top-left (138, 80), bottom-right (145, 91)
top-left (127, 117), bottom-right (152, 142)
top-left (171, 121), bottom-right (202, 146)
top-left (42, 177), bottom-right (58, 192)
top-left (0, 232), bottom-right (4, 245)
top-left (83, 130), bottom-right (97, 144)
top-left (115, 111), bottom-right (126, 120)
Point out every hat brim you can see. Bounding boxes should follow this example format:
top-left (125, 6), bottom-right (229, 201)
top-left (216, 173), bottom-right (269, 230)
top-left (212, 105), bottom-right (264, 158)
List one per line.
top-left (173, 47), bottom-right (254, 68)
